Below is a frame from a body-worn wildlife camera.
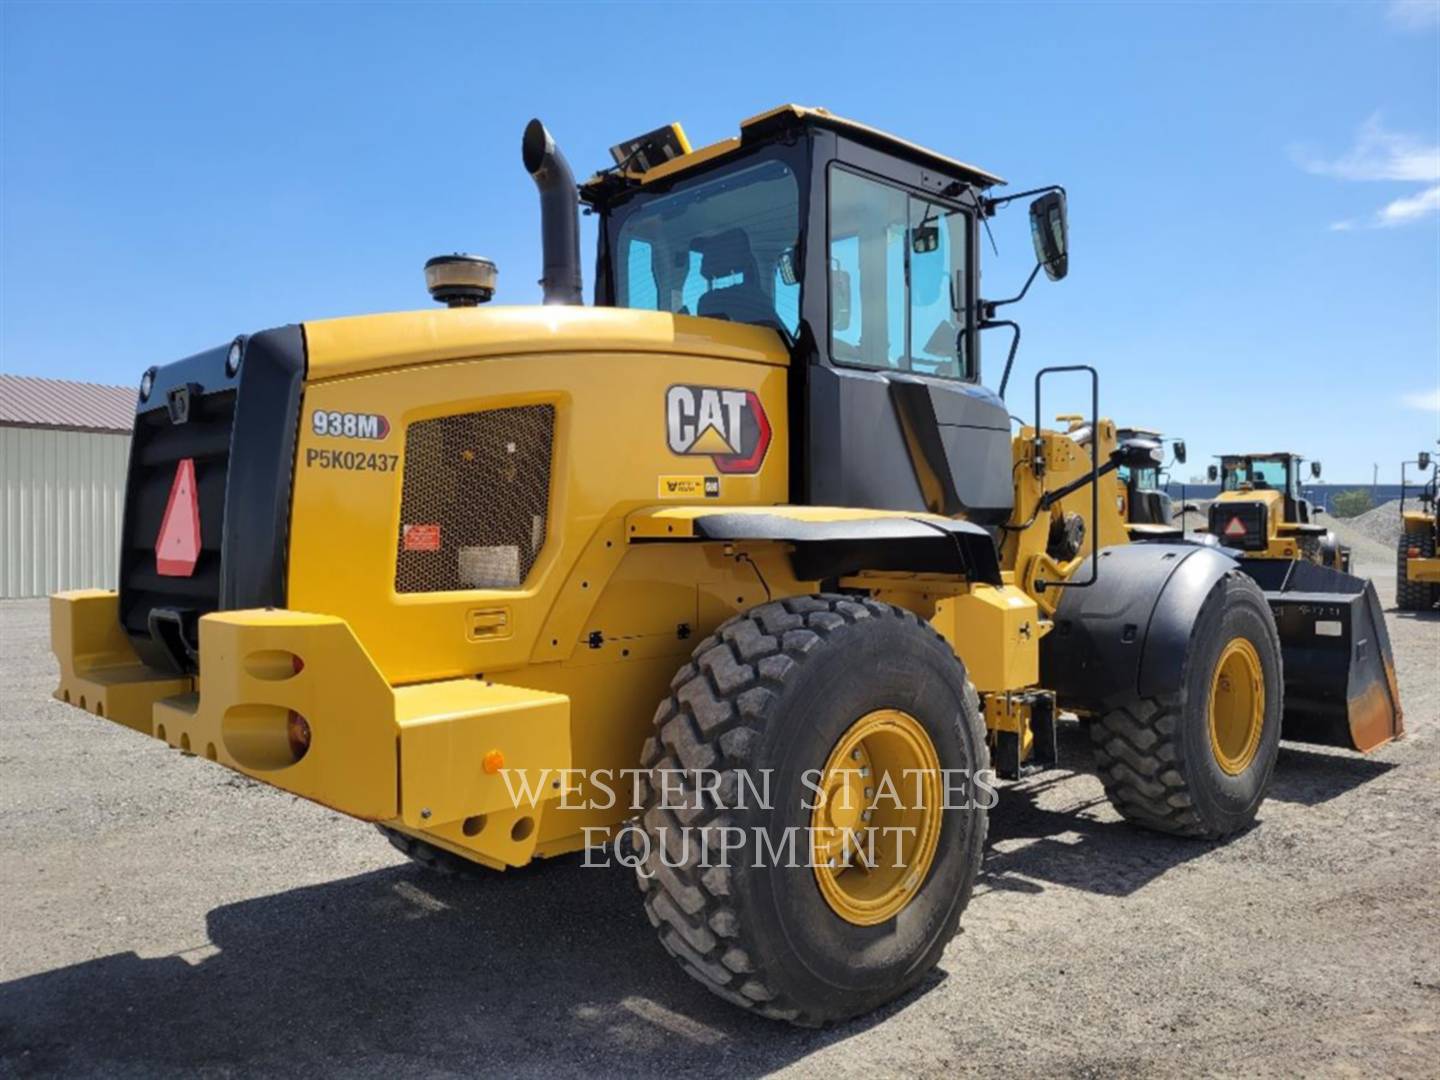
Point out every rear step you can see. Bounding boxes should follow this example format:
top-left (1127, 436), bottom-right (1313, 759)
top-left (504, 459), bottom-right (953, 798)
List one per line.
top-left (1236, 559), bottom-right (1404, 752)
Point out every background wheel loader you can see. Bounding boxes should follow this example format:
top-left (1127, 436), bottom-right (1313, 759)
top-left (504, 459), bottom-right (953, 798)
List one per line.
top-left (1397, 449), bottom-right (1439, 610)
top-left (48, 106), bottom-right (1402, 1027)
top-left (1202, 452), bottom-right (1350, 571)
top-left (1114, 425), bottom-right (1187, 536)
top-left (1064, 420), bottom-right (1189, 539)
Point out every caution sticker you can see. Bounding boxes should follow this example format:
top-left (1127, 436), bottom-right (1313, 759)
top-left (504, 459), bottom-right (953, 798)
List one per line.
top-left (403, 523), bottom-right (442, 551)
top-left (658, 475), bottom-right (721, 499)
top-left (1223, 516), bottom-right (1248, 538)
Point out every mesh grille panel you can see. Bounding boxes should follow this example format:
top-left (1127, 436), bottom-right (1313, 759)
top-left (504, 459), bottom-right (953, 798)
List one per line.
top-left (396, 405), bottom-right (555, 593)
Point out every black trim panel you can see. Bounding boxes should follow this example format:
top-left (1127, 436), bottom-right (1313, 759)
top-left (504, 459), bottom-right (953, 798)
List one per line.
top-left (220, 325), bottom-right (306, 610)
top-left (680, 512), bottom-right (1002, 585)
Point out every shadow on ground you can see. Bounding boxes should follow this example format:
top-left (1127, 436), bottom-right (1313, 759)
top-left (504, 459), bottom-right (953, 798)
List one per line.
top-left (0, 852), bottom-right (925, 1078)
top-left (979, 722), bottom-right (1396, 898)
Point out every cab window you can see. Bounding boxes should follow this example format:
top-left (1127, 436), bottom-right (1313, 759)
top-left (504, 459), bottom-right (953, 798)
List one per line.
top-left (613, 157), bottom-right (801, 336)
top-left (828, 166), bottom-right (970, 379)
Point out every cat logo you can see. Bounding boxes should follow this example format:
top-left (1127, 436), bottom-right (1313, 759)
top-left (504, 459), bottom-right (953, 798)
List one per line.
top-left (665, 384), bottom-right (771, 474)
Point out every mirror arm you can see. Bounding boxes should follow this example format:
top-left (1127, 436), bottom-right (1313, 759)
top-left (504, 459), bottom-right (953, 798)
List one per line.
top-left (982, 262), bottom-right (1042, 317)
top-left (980, 318), bottom-right (1022, 400)
top-left (982, 183), bottom-right (1067, 215)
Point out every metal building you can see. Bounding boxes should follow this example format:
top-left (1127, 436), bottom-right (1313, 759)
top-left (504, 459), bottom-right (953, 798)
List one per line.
top-left (1, 374), bottom-right (135, 599)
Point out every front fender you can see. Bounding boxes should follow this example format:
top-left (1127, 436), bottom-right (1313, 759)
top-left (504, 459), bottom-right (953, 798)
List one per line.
top-left (1039, 542), bottom-right (1238, 711)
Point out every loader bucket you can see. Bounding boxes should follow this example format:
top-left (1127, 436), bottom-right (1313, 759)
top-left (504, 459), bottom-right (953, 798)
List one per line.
top-left (1237, 559), bottom-right (1403, 752)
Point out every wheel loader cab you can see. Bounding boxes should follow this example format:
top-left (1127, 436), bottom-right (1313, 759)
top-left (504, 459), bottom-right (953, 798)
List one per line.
top-left (588, 106), bottom-right (1015, 521)
top-left (1112, 425), bottom-right (1182, 536)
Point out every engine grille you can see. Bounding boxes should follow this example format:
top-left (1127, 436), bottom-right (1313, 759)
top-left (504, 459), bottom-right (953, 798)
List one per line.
top-left (395, 405), bottom-right (556, 593)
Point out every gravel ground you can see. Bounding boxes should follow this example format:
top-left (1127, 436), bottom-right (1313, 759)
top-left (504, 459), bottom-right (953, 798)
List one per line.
top-left (1, 550), bottom-right (1437, 1078)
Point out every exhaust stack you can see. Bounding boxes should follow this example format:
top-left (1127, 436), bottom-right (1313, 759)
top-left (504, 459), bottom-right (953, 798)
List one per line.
top-left (522, 119), bottom-right (583, 305)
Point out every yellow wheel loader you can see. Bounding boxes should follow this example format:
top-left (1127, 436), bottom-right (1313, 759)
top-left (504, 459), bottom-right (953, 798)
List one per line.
top-left (49, 106), bottom-right (1402, 1026)
top-left (1203, 452), bottom-right (1349, 571)
top-left (1398, 450), bottom-right (1439, 610)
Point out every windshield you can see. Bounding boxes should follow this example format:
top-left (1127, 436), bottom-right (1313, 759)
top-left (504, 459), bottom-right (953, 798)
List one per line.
top-left (1222, 457), bottom-right (1290, 492)
top-left (612, 157), bottom-right (800, 336)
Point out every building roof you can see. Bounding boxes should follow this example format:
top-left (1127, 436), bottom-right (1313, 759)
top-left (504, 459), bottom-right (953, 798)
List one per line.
top-left (0, 374), bottom-right (135, 433)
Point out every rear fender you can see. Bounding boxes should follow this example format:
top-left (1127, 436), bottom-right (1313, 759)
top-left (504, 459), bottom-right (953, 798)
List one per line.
top-left (627, 505), bottom-right (1002, 584)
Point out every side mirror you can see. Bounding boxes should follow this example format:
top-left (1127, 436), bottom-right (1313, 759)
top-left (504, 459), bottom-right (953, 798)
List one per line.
top-left (1313, 505), bottom-right (1326, 515)
top-left (1310, 461), bottom-right (1322, 479)
top-left (831, 268), bottom-right (853, 332)
top-left (1111, 436), bottom-right (1163, 470)
top-left (1420, 451), bottom-right (1432, 471)
top-left (1172, 439), bottom-right (1187, 465)
top-left (1207, 464), bottom-right (1219, 483)
top-left (1029, 191), bottom-right (1068, 282)
top-left (911, 224), bottom-right (940, 254)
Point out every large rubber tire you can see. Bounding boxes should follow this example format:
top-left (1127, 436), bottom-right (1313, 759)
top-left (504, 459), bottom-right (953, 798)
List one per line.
top-left (637, 595), bottom-right (989, 1026)
top-left (1090, 569), bottom-right (1283, 839)
top-left (375, 825), bottom-right (488, 880)
top-left (1396, 526), bottom-right (1435, 611)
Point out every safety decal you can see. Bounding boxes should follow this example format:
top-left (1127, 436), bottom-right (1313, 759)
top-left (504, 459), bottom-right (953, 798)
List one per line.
top-left (402, 523), bottom-right (442, 552)
top-left (658, 475), bottom-right (721, 499)
top-left (665, 385), bottom-right (771, 475)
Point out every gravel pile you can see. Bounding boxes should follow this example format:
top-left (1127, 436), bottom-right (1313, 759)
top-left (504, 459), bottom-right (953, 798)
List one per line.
top-left (1339, 499), bottom-right (1403, 549)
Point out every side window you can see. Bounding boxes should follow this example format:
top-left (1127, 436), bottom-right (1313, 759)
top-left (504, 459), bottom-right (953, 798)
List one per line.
top-left (828, 167), bottom-right (971, 379)
top-left (828, 169), bottom-right (908, 370)
top-left (909, 199), bottom-right (967, 379)
top-left (612, 156), bottom-right (801, 335)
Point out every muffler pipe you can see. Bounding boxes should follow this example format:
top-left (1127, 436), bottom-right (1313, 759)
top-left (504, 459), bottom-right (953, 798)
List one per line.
top-left (522, 118), bottom-right (583, 305)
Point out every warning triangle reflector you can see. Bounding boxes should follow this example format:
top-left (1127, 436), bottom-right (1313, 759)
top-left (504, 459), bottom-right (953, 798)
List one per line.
top-left (155, 458), bottom-right (202, 577)
top-left (1223, 516), bottom-right (1248, 538)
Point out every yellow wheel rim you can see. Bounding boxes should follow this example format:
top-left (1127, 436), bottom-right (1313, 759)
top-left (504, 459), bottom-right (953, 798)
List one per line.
top-left (810, 709), bottom-right (942, 926)
top-left (1208, 638), bottom-right (1265, 776)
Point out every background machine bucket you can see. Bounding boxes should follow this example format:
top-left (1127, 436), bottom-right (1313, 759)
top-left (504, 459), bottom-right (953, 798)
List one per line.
top-left (1237, 559), bottom-right (1404, 753)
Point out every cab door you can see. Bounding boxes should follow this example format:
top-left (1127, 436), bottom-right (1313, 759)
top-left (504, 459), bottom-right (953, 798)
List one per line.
top-left (804, 161), bottom-right (1013, 523)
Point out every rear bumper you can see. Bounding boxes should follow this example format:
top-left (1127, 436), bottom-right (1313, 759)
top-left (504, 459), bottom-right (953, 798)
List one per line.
top-left (1406, 556), bottom-right (1440, 583)
top-left (51, 591), bottom-right (570, 868)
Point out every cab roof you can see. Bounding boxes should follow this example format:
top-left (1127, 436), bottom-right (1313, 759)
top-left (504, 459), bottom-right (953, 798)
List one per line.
top-left (587, 104), bottom-right (1005, 194)
top-left (1218, 452), bottom-right (1303, 460)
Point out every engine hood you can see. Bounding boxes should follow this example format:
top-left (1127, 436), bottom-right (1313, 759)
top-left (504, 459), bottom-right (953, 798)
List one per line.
top-left (303, 306), bottom-right (788, 381)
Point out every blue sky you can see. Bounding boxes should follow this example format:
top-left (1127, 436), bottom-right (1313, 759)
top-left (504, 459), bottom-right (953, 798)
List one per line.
top-left (2, 1), bottom-right (1436, 481)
